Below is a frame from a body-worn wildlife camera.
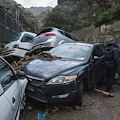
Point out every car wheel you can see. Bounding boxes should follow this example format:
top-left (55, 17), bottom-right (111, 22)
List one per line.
top-left (74, 81), bottom-right (83, 106)
top-left (20, 92), bottom-right (26, 111)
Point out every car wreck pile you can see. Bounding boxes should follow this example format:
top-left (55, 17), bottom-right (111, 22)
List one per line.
top-left (11, 51), bottom-right (61, 71)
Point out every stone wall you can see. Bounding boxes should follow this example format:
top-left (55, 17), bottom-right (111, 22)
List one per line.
top-left (71, 20), bottom-right (120, 47)
top-left (70, 25), bottom-right (98, 42)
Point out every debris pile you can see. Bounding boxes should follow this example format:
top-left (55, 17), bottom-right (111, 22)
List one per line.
top-left (11, 51), bottom-right (61, 71)
top-left (0, 43), bottom-right (5, 53)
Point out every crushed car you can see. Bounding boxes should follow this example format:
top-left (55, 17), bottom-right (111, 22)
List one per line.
top-left (1, 32), bottom-right (36, 58)
top-left (30, 27), bottom-right (77, 53)
top-left (22, 42), bottom-right (106, 105)
top-left (0, 56), bottom-right (28, 120)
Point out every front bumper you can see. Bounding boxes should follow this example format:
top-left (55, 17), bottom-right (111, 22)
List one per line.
top-left (1, 48), bottom-right (28, 58)
top-left (26, 82), bottom-right (78, 105)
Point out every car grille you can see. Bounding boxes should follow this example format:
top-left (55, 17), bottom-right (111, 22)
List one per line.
top-left (27, 77), bottom-right (44, 87)
top-left (26, 88), bottom-right (47, 103)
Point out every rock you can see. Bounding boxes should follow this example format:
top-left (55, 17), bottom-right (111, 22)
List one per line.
top-left (28, 106), bottom-right (32, 110)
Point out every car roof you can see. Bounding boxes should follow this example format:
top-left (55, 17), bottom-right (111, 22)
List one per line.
top-left (38, 27), bottom-right (69, 33)
top-left (63, 42), bottom-right (103, 47)
top-left (21, 32), bottom-right (36, 36)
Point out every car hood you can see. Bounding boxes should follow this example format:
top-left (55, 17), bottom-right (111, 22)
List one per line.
top-left (3, 41), bottom-right (18, 51)
top-left (22, 59), bottom-right (84, 79)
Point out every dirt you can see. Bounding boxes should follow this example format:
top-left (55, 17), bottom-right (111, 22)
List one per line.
top-left (0, 43), bottom-right (5, 53)
top-left (20, 81), bottom-right (120, 120)
top-left (11, 51), bottom-right (61, 71)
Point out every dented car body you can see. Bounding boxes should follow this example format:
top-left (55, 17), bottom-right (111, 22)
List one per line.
top-left (0, 56), bottom-right (28, 120)
top-left (2, 32), bottom-right (36, 58)
top-left (22, 42), bottom-right (106, 105)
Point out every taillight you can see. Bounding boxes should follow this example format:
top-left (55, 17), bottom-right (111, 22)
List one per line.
top-left (44, 33), bottom-right (56, 37)
top-left (32, 38), bottom-right (35, 42)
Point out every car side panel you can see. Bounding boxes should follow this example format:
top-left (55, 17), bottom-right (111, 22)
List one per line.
top-left (0, 94), bottom-right (14, 120)
top-left (4, 81), bottom-right (21, 119)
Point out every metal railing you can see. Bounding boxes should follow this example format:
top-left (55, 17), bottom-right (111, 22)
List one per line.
top-left (0, 6), bottom-right (21, 43)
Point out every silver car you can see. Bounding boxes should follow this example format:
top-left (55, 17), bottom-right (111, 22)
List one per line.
top-left (2, 32), bottom-right (36, 58)
top-left (0, 56), bottom-right (28, 120)
top-left (31, 27), bottom-right (76, 52)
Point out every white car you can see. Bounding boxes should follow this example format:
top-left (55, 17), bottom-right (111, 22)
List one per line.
top-left (0, 56), bottom-right (28, 120)
top-left (2, 32), bottom-right (36, 58)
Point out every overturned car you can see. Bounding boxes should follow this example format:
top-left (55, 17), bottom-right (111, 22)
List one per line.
top-left (22, 42), bottom-right (106, 105)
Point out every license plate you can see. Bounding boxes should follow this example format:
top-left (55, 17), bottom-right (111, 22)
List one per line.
top-left (40, 45), bottom-right (43, 47)
top-left (27, 85), bottom-right (35, 92)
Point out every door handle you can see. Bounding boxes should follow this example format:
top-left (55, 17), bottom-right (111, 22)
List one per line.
top-left (12, 97), bottom-right (15, 104)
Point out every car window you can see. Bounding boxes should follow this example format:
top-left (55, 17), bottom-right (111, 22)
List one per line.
top-left (100, 45), bottom-right (106, 55)
top-left (0, 59), bottom-right (14, 91)
top-left (58, 30), bottom-right (64, 35)
top-left (21, 33), bottom-right (35, 42)
top-left (37, 28), bottom-right (53, 36)
top-left (64, 32), bottom-right (73, 39)
top-left (9, 33), bottom-right (22, 42)
top-left (92, 46), bottom-right (102, 57)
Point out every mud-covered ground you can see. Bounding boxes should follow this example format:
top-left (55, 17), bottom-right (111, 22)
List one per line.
top-left (20, 81), bottom-right (120, 120)
top-left (1, 47), bottom-right (120, 120)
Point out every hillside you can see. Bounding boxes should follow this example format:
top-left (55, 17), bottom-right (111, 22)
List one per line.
top-left (26, 6), bottom-right (53, 15)
top-left (1, 0), bottom-right (120, 34)
top-left (0, 0), bottom-right (44, 33)
top-left (43, 0), bottom-right (120, 32)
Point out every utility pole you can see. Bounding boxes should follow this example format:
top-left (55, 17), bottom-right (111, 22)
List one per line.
top-left (16, 11), bottom-right (17, 22)
top-left (18, 6), bottom-right (23, 23)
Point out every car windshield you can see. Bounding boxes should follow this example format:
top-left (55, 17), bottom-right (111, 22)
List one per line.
top-left (9, 33), bottom-right (22, 42)
top-left (49, 44), bottom-right (91, 61)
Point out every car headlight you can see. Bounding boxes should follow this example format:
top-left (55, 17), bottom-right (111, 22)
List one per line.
top-left (13, 44), bottom-right (19, 48)
top-left (46, 75), bottom-right (77, 85)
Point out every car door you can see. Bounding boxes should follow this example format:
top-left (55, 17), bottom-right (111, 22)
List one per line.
top-left (19, 33), bottom-right (35, 50)
top-left (99, 44), bottom-right (106, 77)
top-left (0, 83), bottom-right (13, 120)
top-left (91, 45), bottom-right (104, 85)
top-left (0, 58), bottom-right (21, 120)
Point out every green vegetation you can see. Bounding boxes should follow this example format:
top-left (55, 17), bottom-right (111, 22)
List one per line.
top-left (0, 0), bottom-right (43, 33)
top-left (43, 0), bottom-right (120, 32)
top-left (1, 0), bottom-right (120, 33)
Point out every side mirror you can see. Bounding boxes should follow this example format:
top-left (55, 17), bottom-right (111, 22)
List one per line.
top-left (0, 83), bottom-right (3, 95)
top-left (17, 71), bottom-right (26, 79)
top-left (91, 56), bottom-right (99, 62)
top-left (93, 56), bottom-right (99, 60)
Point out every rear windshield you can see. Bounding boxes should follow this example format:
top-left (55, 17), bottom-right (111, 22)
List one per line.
top-left (9, 33), bottom-right (22, 42)
top-left (37, 28), bottom-right (52, 36)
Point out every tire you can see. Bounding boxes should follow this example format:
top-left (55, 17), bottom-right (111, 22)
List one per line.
top-left (20, 92), bottom-right (26, 111)
top-left (74, 81), bottom-right (83, 106)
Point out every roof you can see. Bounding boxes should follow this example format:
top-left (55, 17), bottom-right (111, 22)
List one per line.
top-left (20, 32), bottom-right (36, 36)
top-left (63, 42), bottom-right (103, 47)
